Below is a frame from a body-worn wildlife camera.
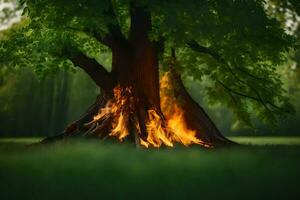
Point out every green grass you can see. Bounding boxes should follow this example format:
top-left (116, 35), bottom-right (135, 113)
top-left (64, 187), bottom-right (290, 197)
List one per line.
top-left (0, 137), bottom-right (300, 200)
top-left (230, 136), bottom-right (300, 145)
top-left (0, 137), bottom-right (42, 144)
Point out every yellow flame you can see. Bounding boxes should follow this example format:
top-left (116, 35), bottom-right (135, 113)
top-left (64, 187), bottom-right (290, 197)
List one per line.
top-left (167, 105), bottom-right (203, 146)
top-left (90, 73), bottom-right (211, 148)
top-left (139, 106), bottom-right (205, 148)
top-left (91, 86), bottom-right (131, 140)
top-left (110, 112), bottom-right (129, 140)
top-left (144, 109), bottom-right (173, 147)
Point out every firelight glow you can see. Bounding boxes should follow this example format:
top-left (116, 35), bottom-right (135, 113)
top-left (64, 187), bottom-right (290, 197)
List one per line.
top-left (89, 73), bottom-right (212, 148)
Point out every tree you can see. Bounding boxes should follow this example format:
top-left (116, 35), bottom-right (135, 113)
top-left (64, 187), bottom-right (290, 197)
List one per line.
top-left (0, 0), bottom-right (298, 148)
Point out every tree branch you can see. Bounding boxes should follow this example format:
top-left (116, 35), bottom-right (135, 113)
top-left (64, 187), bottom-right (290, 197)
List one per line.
top-left (187, 40), bottom-right (266, 81)
top-left (154, 36), bottom-right (165, 55)
top-left (69, 53), bottom-right (112, 92)
top-left (98, 0), bottom-right (129, 49)
top-left (188, 40), bottom-right (291, 113)
top-left (187, 40), bottom-right (225, 63)
top-left (66, 1), bottom-right (128, 49)
top-left (217, 80), bottom-right (289, 113)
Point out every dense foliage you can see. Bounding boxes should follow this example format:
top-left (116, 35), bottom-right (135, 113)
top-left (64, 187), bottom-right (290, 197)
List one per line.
top-left (1, 0), bottom-right (299, 127)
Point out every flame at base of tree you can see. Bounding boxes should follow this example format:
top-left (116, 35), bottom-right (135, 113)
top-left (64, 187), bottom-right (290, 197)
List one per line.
top-left (87, 73), bottom-right (212, 148)
top-left (141, 106), bottom-right (211, 148)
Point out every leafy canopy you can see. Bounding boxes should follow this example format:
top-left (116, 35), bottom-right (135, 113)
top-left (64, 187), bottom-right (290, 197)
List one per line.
top-left (1, 0), bottom-right (299, 126)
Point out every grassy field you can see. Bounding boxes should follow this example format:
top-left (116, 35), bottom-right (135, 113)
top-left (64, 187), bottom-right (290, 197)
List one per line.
top-left (0, 137), bottom-right (300, 200)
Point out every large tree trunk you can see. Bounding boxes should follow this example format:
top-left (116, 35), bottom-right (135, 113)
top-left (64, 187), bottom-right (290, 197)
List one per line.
top-left (43, 48), bottom-right (234, 147)
top-left (42, 5), bottom-right (235, 148)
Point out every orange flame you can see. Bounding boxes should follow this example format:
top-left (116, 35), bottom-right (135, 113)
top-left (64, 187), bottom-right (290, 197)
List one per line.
top-left (144, 109), bottom-right (173, 147)
top-left (90, 73), bottom-right (211, 148)
top-left (140, 72), bottom-right (210, 148)
top-left (91, 86), bottom-right (133, 141)
top-left (139, 104), bottom-right (209, 148)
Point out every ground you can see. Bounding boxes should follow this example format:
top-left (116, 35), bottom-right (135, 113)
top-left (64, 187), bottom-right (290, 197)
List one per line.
top-left (0, 137), bottom-right (300, 200)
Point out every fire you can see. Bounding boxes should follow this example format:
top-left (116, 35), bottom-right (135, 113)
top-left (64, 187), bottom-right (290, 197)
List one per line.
top-left (140, 72), bottom-right (210, 148)
top-left (140, 107), bottom-right (209, 148)
top-left (167, 105), bottom-right (204, 146)
top-left (91, 86), bottom-right (134, 141)
top-left (110, 112), bottom-right (129, 140)
top-left (161, 73), bottom-right (209, 146)
top-left (143, 109), bottom-right (173, 147)
top-left (89, 72), bottom-right (212, 148)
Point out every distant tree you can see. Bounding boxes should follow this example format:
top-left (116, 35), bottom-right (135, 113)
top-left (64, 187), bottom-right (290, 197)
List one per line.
top-left (1, 0), bottom-right (298, 147)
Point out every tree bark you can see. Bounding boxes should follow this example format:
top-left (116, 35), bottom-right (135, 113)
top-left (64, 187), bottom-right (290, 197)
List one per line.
top-left (41, 4), bottom-right (235, 147)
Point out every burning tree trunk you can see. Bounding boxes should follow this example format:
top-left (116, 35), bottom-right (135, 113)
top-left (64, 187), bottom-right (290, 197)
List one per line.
top-left (42, 5), bottom-right (235, 148)
top-left (160, 69), bottom-right (234, 147)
